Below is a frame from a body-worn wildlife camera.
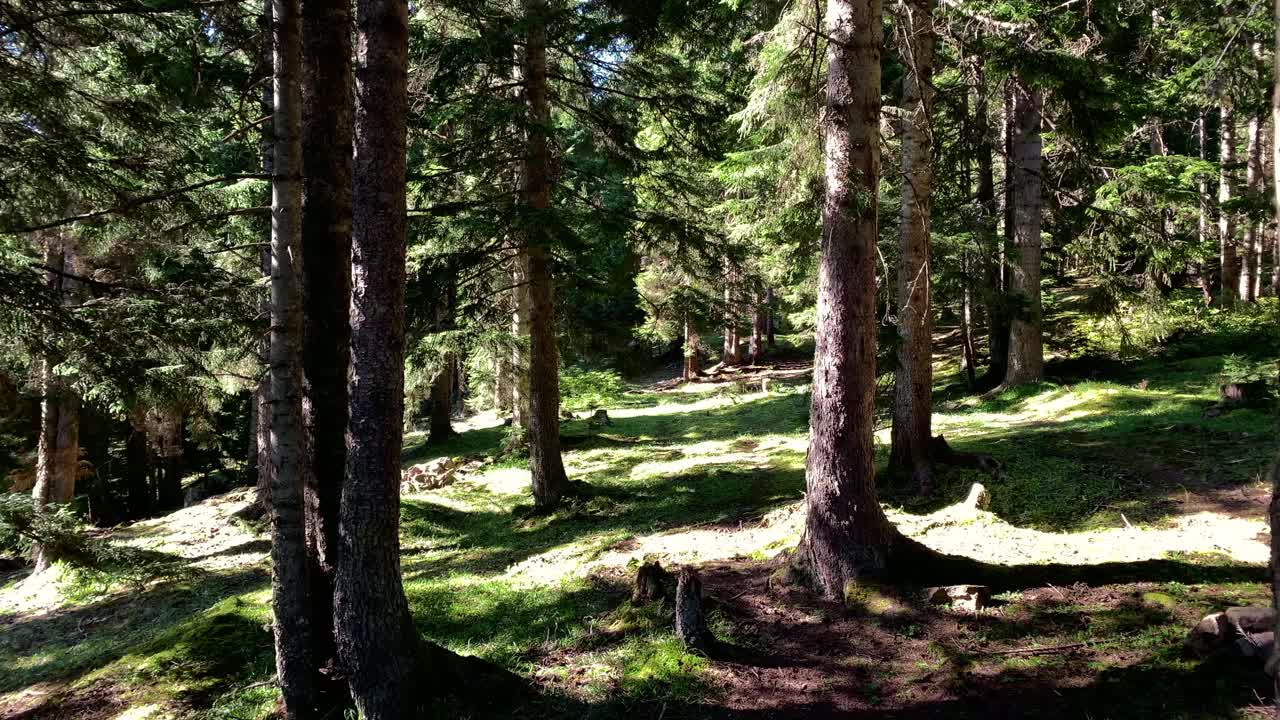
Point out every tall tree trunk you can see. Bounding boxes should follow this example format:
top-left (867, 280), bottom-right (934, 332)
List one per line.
top-left (1220, 98), bottom-right (1239, 307)
top-left (749, 289), bottom-right (766, 365)
top-left (125, 413), bottom-right (150, 519)
top-left (797, 0), bottom-right (895, 601)
top-left (32, 239), bottom-right (80, 573)
top-left (510, 251), bottom-right (531, 428)
top-left (521, 0), bottom-right (569, 511)
top-left (300, 0), bottom-right (352, 702)
top-left (1242, 112), bottom-right (1262, 303)
top-left (721, 259), bottom-right (741, 366)
top-left (1002, 76), bottom-right (1043, 387)
top-left (429, 297), bottom-right (454, 442)
top-left (971, 55), bottom-right (1005, 382)
top-left (1269, 0), bottom-right (1280, 705)
top-left (889, 0), bottom-right (935, 492)
top-left (1196, 111), bottom-right (1215, 305)
top-left (255, 0), bottom-right (276, 512)
top-left (155, 410), bottom-right (185, 510)
top-left (335, 0), bottom-right (420, 714)
top-left (682, 313), bottom-right (701, 381)
top-left (267, 0), bottom-right (313, 714)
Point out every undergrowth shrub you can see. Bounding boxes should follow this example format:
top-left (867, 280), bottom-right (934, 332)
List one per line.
top-left (560, 367), bottom-right (627, 412)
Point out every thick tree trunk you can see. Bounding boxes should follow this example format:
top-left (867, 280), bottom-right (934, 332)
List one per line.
top-left (721, 259), bottom-right (741, 366)
top-left (335, 0), bottom-right (421, 715)
top-left (1002, 76), bottom-right (1043, 387)
top-left (682, 314), bottom-right (701, 381)
top-left (267, 0), bottom-right (314, 715)
top-left (749, 290), bottom-right (766, 365)
top-left (255, 0), bottom-right (275, 512)
top-left (1270, 2), bottom-right (1279, 704)
top-left (889, 0), bottom-right (935, 492)
top-left (798, 0), bottom-right (896, 601)
top-left (1220, 99), bottom-right (1239, 307)
top-left (1242, 112), bottom-right (1262, 303)
top-left (521, 0), bottom-right (569, 511)
top-left (300, 0), bottom-right (353, 702)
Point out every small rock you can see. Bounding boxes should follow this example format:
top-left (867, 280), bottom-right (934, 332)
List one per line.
top-left (924, 584), bottom-right (990, 612)
top-left (400, 456), bottom-right (463, 492)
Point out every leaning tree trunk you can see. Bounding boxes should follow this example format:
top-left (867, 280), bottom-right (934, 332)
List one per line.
top-left (888, 0), bottom-right (935, 492)
top-left (797, 0), bottom-right (897, 601)
top-left (1241, 112), bottom-right (1262, 303)
top-left (267, 0), bottom-right (314, 714)
top-left (521, 0), bottom-right (569, 511)
top-left (1001, 75), bottom-right (1044, 387)
top-left (300, 0), bottom-right (353, 701)
top-left (1219, 98), bottom-right (1239, 307)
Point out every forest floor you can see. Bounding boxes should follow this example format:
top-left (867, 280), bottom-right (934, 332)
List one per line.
top-left (2, 291), bottom-right (1279, 719)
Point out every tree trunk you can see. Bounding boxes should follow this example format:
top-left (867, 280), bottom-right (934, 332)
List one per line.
top-left (798, 0), bottom-right (896, 601)
top-left (682, 313), bottom-right (701, 381)
top-left (889, 0), bottom-right (935, 492)
top-left (429, 355), bottom-right (454, 442)
top-left (765, 286), bottom-right (775, 347)
top-left (749, 289), bottom-right (766, 365)
top-left (970, 55), bottom-right (1005, 382)
top-left (510, 250), bottom-right (531, 428)
top-left (125, 414), bottom-right (150, 519)
top-left (300, 0), bottom-right (353, 702)
top-left (32, 239), bottom-right (80, 573)
top-left (521, 0), bottom-right (569, 512)
top-left (1242, 112), bottom-right (1262, 303)
top-left (255, 0), bottom-right (276, 512)
top-left (155, 411), bottom-right (184, 511)
top-left (1196, 111), bottom-right (1215, 305)
top-left (721, 259), bottom-right (740, 366)
top-left (1002, 75), bottom-right (1043, 387)
top-left (267, 0), bottom-right (314, 715)
top-left (335, 0), bottom-right (421, 714)
top-left (1220, 98), bottom-right (1239, 307)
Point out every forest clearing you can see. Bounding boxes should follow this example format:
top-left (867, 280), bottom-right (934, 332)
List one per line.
top-left (2, 0), bottom-right (1280, 718)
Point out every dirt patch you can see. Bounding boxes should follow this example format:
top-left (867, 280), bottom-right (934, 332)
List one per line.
top-left (0, 681), bottom-right (130, 720)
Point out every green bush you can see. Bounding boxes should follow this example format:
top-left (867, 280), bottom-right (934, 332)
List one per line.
top-left (560, 367), bottom-right (627, 412)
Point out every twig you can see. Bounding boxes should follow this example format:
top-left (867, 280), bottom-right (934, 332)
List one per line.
top-left (241, 675), bottom-right (277, 690)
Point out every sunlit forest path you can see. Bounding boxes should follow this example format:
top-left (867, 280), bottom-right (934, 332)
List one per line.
top-left (3, 291), bottom-right (1277, 718)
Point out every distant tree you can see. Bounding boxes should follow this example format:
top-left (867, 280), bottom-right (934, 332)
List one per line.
top-left (1001, 74), bottom-right (1044, 387)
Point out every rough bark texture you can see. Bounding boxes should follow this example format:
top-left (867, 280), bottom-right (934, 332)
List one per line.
top-left (682, 313), bottom-right (701, 381)
top-left (335, 0), bottom-right (421, 714)
top-left (970, 55), bottom-right (1005, 382)
top-left (1002, 76), bottom-right (1043, 387)
top-left (749, 290), bottom-right (766, 365)
top-left (429, 354), bottom-right (454, 442)
top-left (125, 415), bottom-right (150, 519)
top-left (765, 286), bottom-right (775, 347)
top-left (675, 567), bottom-right (712, 652)
top-left (1195, 112), bottom-right (1215, 306)
top-left (1242, 112), bottom-right (1262, 303)
top-left (268, 0), bottom-right (313, 714)
top-left (300, 0), bottom-right (352, 701)
top-left (510, 250), bottom-right (531, 428)
top-left (255, 1), bottom-right (275, 512)
top-left (1269, 3), bottom-right (1280, 702)
top-left (32, 239), bottom-right (80, 573)
top-left (521, 0), bottom-right (569, 511)
top-left (888, 0), bottom-right (935, 492)
top-left (1220, 99), bottom-right (1239, 307)
top-left (798, 0), bottom-right (896, 601)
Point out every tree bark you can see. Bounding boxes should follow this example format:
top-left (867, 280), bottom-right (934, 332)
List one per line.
top-left (798, 0), bottom-right (896, 601)
top-left (255, 0), bottom-right (276, 512)
top-left (889, 0), bottom-right (935, 492)
top-left (521, 0), bottom-right (569, 511)
top-left (1195, 111), bottom-right (1215, 305)
top-left (721, 258), bottom-right (741, 366)
top-left (300, 0), bottom-right (353, 702)
top-left (765, 286), bottom-right (775, 347)
top-left (125, 413), bottom-right (150, 519)
top-left (682, 313), bottom-right (701, 381)
top-left (510, 251), bottom-right (531, 428)
top-left (32, 239), bottom-right (80, 573)
top-left (1002, 75), bottom-right (1043, 387)
top-left (335, 0), bottom-right (421, 714)
top-left (1220, 98), bottom-right (1239, 307)
top-left (970, 54), bottom-right (1005, 382)
top-left (749, 289), bottom-right (766, 365)
top-left (1242, 112), bottom-right (1262, 303)
top-left (267, 0), bottom-right (314, 714)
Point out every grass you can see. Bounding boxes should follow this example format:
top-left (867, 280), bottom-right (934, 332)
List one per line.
top-left (1, 288), bottom-right (1277, 718)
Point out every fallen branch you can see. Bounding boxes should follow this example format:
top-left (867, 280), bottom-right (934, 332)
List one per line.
top-left (984, 642), bottom-right (1087, 657)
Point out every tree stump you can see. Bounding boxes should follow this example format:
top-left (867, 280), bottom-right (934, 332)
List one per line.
top-left (632, 560), bottom-right (673, 604)
top-left (675, 567), bottom-right (712, 652)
